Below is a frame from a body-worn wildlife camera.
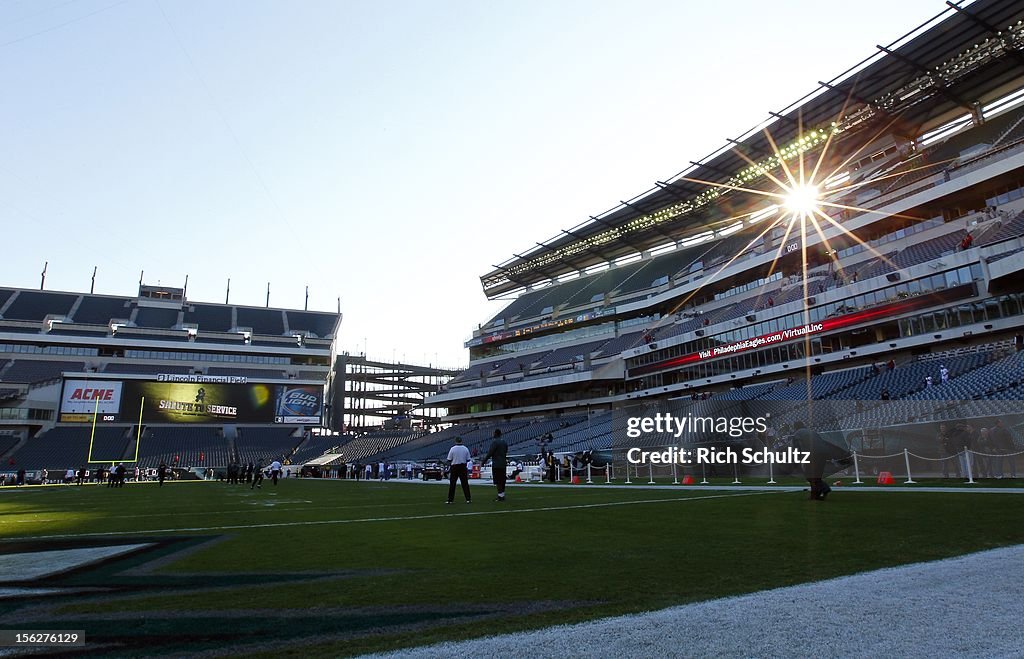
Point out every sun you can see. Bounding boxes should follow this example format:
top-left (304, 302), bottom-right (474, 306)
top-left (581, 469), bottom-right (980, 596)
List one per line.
top-left (662, 112), bottom-right (915, 351)
top-left (783, 184), bottom-right (821, 216)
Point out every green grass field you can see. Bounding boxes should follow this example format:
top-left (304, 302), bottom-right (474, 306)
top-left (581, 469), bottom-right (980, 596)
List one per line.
top-left (2, 479), bottom-right (1024, 657)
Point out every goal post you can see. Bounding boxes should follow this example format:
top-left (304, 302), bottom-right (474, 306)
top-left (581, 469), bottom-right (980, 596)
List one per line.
top-left (86, 396), bottom-right (145, 465)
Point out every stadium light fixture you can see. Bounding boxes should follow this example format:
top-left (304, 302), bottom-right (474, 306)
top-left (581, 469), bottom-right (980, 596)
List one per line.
top-left (823, 171), bottom-right (850, 190)
top-left (749, 205), bottom-right (779, 224)
top-left (717, 222), bottom-right (745, 237)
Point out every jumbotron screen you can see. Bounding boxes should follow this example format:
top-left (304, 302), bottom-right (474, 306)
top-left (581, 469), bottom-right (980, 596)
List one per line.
top-left (59, 378), bottom-right (322, 425)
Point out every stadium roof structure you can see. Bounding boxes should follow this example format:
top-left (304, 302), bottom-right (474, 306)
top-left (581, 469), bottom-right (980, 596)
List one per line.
top-left (0, 285), bottom-right (343, 339)
top-left (480, 0), bottom-right (1024, 298)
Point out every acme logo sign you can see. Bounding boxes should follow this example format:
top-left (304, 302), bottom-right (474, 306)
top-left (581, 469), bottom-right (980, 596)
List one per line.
top-left (69, 388), bottom-right (115, 401)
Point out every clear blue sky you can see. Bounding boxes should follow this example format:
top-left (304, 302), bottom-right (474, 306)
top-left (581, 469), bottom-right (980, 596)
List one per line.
top-left (0, 0), bottom-right (949, 368)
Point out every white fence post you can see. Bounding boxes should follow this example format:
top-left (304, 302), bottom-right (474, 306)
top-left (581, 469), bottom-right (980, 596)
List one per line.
top-left (587, 463), bottom-right (593, 484)
top-left (700, 462), bottom-right (708, 485)
top-left (672, 459), bottom-right (679, 485)
top-left (964, 447), bottom-right (975, 484)
top-left (606, 464), bottom-right (611, 484)
top-left (767, 458), bottom-right (776, 485)
top-left (853, 451), bottom-right (863, 484)
top-left (732, 461), bottom-right (741, 485)
top-left (625, 460), bottom-right (632, 484)
top-left (648, 462), bottom-right (655, 485)
top-left (903, 448), bottom-right (916, 484)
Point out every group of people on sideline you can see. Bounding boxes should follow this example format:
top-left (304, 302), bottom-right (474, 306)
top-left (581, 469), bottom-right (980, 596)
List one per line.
top-left (939, 419), bottom-right (1017, 479)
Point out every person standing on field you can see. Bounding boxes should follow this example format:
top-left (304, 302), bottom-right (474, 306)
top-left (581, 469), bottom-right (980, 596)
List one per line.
top-left (445, 437), bottom-right (472, 504)
top-left (251, 459), bottom-right (265, 489)
top-left (792, 421), bottom-right (831, 501)
top-left (990, 419), bottom-right (1016, 479)
top-left (481, 429), bottom-right (509, 502)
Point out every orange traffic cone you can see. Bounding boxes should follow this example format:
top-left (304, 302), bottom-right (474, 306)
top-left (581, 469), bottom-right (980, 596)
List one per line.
top-left (571, 475), bottom-right (580, 485)
top-left (515, 475), bottom-right (522, 483)
top-left (877, 471), bottom-right (895, 485)
top-left (681, 475), bottom-right (694, 485)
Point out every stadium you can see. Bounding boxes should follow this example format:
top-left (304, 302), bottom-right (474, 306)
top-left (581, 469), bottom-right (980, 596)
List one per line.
top-left (0, 282), bottom-right (341, 481)
top-left (2, 0), bottom-right (1024, 656)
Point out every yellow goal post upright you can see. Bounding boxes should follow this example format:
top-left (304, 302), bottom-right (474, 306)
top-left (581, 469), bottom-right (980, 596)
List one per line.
top-left (86, 395), bottom-right (145, 466)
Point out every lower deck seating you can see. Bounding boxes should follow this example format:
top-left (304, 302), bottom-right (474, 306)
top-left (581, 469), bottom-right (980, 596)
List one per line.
top-left (290, 433), bottom-right (353, 464)
top-left (136, 426), bottom-right (230, 468)
top-left (0, 433), bottom-right (21, 458)
top-left (328, 431), bottom-right (422, 463)
top-left (6, 426), bottom-right (130, 471)
top-left (235, 427), bottom-right (302, 464)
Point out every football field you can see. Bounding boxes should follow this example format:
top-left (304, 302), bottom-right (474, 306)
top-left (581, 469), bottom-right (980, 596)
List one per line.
top-left (2, 479), bottom-right (1023, 657)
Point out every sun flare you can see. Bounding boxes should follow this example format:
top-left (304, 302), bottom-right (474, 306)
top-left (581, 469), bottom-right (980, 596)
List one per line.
top-left (783, 184), bottom-right (821, 216)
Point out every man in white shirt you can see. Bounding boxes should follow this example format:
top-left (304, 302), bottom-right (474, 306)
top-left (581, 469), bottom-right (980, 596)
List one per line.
top-left (269, 460), bottom-right (283, 485)
top-left (445, 437), bottom-right (472, 504)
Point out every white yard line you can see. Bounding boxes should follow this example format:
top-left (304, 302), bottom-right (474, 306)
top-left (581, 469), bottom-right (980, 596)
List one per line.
top-left (2, 491), bottom-right (775, 541)
top-left (378, 478), bottom-right (1024, 494)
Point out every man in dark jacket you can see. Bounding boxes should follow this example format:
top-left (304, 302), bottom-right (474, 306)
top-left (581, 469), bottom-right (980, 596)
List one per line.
top-left (990, 419), bottom-right (1017, 479)
top-left (792, 421), bottom-right (830, 500)
top-left (939, 423), bottom-right (961, 479)
top-left (544, 450), bottom-right (556, 482)
top-left (949, 421), bottom-right (975, 478)
top-left (481, 429), bottom-right (509, 502)
top-left (251, 459), bottom-right (265, 489)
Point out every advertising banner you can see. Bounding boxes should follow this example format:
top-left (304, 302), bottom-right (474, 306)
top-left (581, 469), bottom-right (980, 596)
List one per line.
top-left (119, 381), bottom-right (322, 425)
top-left (59, 378), bottom-right (323, 425)
top-left (631, 283), bottom-right (977, 376)
top-left (274, 385), bottom-right (323, 424)
top-left (59, 380), bottom-right (123, 422)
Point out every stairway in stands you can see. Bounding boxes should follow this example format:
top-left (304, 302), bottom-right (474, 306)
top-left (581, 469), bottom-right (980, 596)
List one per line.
top-left (121, 425), bottom-right (141, 461)
top-left (223, 424), bottom-right (239, 463)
